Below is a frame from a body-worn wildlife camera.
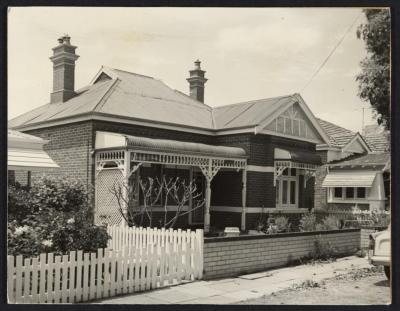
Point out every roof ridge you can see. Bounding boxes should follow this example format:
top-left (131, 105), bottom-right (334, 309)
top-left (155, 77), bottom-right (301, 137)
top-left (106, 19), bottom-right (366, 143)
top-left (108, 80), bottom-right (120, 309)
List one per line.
top-left (212, 94), bottom-right (293, 110)
top-left (109, 67), bottom-right (155, 80)
top-left (92, 78), bottom-right (121, 112)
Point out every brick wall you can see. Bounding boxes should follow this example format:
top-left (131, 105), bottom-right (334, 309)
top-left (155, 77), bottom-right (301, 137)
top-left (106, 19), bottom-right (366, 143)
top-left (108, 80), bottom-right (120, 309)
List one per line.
top-left (360, 226), bottom-right (387, 250)
top-left (26, 121), bottom-right (94, 188)
top-left (203, 229), bottom-right (360, 279)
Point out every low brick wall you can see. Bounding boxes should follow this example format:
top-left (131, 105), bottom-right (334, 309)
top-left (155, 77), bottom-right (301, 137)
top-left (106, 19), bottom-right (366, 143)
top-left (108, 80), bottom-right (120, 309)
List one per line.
top-left (203, 229), bottom-right (360, 280)
top-left (360, 226), bottom-right (387, 250)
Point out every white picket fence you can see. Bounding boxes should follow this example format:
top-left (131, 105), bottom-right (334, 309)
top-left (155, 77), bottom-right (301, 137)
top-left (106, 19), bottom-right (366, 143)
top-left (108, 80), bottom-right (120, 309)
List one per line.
top-left (107, 225), bottom-right (203, 252)
top-left (8, 227), bottom-right (204, 304)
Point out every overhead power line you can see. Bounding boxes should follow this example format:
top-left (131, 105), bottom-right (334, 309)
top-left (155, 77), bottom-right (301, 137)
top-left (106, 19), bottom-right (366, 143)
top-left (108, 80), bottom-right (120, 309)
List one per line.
top-left (300, 12), bottom-right (362, 92)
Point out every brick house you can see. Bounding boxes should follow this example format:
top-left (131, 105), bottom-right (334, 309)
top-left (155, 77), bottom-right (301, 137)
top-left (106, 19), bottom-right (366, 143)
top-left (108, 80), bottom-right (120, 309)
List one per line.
top-left (9, 35), bottom-right (335, 232)
top-left (314, 119), bottom-right (390, 212)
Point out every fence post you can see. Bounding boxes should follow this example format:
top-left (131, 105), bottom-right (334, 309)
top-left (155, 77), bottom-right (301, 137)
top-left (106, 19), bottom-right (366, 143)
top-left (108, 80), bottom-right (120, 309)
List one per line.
top-left (196, 229), bottom-right (204, 279)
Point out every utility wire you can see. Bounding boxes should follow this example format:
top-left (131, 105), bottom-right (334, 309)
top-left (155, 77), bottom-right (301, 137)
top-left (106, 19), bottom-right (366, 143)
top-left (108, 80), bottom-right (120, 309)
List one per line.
top-left (300, 12), bottom-right (362, 92)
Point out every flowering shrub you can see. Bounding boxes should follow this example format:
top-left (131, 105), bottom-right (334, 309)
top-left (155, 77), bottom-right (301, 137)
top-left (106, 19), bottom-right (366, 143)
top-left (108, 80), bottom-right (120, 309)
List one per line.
top-left (8, 176), bottom-right (110, 257)
top-left (299, 212), bottom-right (318, 232)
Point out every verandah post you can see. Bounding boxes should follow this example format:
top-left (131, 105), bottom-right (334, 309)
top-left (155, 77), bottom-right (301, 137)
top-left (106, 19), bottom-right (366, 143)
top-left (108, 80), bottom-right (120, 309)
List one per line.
top-left (241, 168), bottom-right (247, 231)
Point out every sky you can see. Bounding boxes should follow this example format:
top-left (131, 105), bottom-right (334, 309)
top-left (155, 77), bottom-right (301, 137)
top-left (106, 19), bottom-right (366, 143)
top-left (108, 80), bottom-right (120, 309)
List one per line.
top-left (7, 7), bottom-right (383, 132)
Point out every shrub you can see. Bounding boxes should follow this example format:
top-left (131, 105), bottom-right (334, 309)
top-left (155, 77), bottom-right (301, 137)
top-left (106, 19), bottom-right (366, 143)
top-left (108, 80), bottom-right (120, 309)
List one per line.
top-left (369, 211), bottom-right (390, 227)
top-left (8, 176), bottom-right (110, 257)
top-left (299, 212), bottom-right (318, 232)
top-left (316, 215), bottom-right (341, 231)
top-left (275, 216), bottom-right (291, 232)
top-left (310, 236), bottom-right (338, 261)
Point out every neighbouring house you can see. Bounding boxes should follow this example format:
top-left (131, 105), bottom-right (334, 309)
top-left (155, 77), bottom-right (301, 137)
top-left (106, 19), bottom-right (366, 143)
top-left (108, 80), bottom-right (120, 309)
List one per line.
top-left (314, 119), bottom-right (390, 212)
top-left (9, 35), bottom-right (338, 232)
top-left (8, 129), bottom-right (59, 186)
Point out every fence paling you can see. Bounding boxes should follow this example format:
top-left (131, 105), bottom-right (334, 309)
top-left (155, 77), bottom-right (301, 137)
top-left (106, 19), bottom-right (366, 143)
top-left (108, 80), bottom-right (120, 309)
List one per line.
top-left (9, 227), bottom-right (203, 304)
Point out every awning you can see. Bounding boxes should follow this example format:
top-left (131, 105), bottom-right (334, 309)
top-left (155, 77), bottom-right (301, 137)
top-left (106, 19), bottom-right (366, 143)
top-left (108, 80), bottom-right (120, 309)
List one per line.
top-left (8, 129), bottom-right (59, 171)
top-left (274, 148), bottom-right (321, 165)
top-left (8, 148), bottom-right (60, 171)
top-left (95, 131), bottom-right (247, 159)
top-left (322, 171), bottom-right (376, 188)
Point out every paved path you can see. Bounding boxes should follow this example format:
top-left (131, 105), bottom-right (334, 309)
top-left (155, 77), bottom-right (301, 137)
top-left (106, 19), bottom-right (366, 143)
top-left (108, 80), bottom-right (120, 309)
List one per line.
top-left (94, 256), bottom-right (372, 304)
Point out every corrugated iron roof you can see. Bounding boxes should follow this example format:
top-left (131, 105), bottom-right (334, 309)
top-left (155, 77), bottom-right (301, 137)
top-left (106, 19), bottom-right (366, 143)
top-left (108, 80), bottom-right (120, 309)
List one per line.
top-left (9, 66), bottom-right (302, 133)
top-left (8, 130), bottom-right (59, 170)
top-left (212, 95), bottom-right (295, 130)
top-left (126, 135), bottom-right (247, 158)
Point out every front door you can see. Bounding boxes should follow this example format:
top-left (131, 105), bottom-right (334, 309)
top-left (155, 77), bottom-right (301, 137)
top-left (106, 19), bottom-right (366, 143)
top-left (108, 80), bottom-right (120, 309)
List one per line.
top-left (190, 171), bottom-right (205, 224)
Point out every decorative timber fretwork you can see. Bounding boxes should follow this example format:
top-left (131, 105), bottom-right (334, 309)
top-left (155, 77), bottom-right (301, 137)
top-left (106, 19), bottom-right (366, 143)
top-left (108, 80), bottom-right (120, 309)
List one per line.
top-left (274, 160), bottom-right (318, 186)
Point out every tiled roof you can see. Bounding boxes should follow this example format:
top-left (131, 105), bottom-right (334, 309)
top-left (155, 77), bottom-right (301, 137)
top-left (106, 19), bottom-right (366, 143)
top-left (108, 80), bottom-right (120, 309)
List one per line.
top-left (9, 66), bottom-right (304, 134)
top-left (329, 152), bottom-right (390, 168)
top-left (316, 118), bottom-right (355, 147)
top-left (363, 134), bottom-right (390, 152)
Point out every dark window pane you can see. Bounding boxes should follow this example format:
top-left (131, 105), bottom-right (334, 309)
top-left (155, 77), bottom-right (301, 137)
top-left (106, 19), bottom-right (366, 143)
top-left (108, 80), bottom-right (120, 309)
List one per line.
top-left (276, 181), bottom-right (280, 206)
top-left (346, 187), bottom-right (354, 198)
top-left (357, 187), bottom-right (366, 198)
top-left (282, 168), bottom-right (289, 176)
top-left (290, 180), bottom-right (296, 204)
top-left (334, 187), bottom-right (342, 198)
top-left (290, 168), bottom-right (296, 176)
top-left (282, 180), bottom-right (288, 204)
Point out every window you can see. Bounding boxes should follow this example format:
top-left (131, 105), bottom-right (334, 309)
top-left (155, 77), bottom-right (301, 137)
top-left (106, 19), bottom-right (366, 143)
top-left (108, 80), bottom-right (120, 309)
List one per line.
top-left (356, 187), bottom-right (366, 198)
top-left (346, 187), bottom-right (354, 198)
top-left (276, 168), bottom-right (298, 208)
top-left (330, 187), bottom-right (367, 201)
top-left (334, 187), bottom-right (342, 198)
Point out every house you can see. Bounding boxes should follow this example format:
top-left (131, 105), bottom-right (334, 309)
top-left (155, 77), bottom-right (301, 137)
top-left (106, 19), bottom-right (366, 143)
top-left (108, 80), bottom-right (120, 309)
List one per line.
top-left (8, 129), bottom-right (59, 186)
top-left (314, 119), bottom-right (390, 212)
top-left (9, 35), bottom-right (335, 232)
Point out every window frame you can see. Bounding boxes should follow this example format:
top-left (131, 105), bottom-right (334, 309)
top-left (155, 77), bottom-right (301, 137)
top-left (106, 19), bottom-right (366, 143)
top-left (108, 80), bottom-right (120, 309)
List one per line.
top-left (328, 186), bottom-right (369, 203)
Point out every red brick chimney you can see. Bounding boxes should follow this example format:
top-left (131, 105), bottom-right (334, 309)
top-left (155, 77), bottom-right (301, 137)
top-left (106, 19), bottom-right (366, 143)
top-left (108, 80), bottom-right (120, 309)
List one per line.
top-left (50, 35), bottom-right (79, 103)
top-left (187, 60), bottom-right (207, 103)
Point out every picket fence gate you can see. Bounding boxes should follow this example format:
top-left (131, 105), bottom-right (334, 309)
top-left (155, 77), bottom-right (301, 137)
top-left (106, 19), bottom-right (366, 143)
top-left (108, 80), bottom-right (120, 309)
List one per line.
top-left (8, 228), bottom-right (204, 304)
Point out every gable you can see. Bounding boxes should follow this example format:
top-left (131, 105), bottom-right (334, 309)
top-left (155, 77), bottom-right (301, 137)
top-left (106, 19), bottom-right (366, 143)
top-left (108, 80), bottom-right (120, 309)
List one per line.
top-left (94, 72), bottom-right (113, 84)
top-left (263, 103), bottom-right (325, 143)
top-left (344, 137), bottom-right (368, 153)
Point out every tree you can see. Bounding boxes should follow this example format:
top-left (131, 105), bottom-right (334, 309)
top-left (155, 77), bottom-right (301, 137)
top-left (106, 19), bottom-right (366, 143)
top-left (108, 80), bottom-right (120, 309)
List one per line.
top-left (110, 176), bottom-right (205, 228)
top-left (356, 9), bottom-right (390, 129)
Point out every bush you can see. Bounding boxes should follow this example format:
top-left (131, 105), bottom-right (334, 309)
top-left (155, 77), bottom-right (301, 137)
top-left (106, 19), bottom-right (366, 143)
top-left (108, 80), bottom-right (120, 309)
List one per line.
top-left (316, 215), bottom-right (341, 231)
top-left (310, 236), bottom-right (338, 261)
top-left (369, 211), bottom-right (390, 227)
top-left (8, 177), bottom-right (110, 257)
top-left (275, 216), bottom-right (291, 232)
top-left (299, 212), bottom-right (318, 232)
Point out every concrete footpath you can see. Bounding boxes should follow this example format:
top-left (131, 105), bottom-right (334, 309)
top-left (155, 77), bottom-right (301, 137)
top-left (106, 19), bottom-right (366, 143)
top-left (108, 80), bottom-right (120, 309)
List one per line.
top-left (94, 256), bottom-right (372, 304)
